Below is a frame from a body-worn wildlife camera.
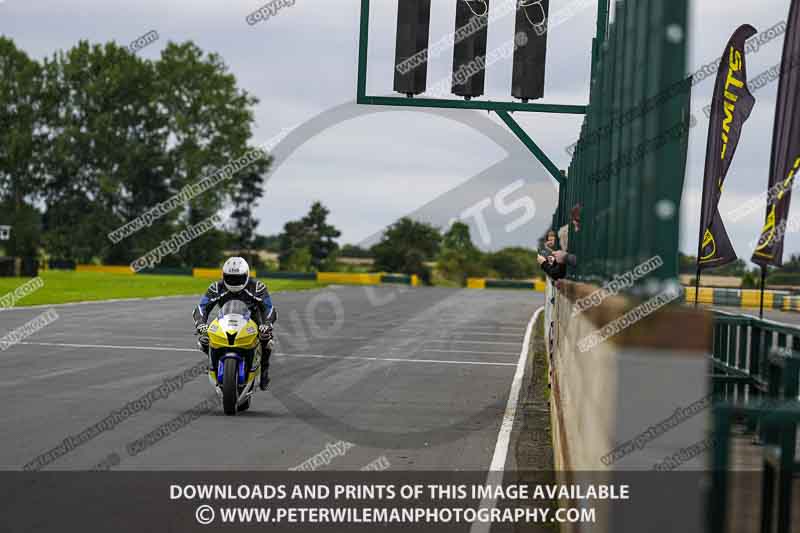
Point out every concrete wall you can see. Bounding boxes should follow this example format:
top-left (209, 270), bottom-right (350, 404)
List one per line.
top-left (548, 281), bottom-right (712, 469)
top-left (545, 280), bottom-right (712, 532)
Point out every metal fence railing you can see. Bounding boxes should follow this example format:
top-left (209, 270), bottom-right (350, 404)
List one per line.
top-left (711, 310), bottom-right (800, 404)
top-left (555, 0), bottom-right (692, 286)
top-left (711, 310), bottom-right (800, 533)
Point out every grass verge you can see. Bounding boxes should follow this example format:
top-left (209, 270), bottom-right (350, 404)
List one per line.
top-left (0, 270), bottom-right (327, 307)
top-left (512, 310), bottom-right (557, 532)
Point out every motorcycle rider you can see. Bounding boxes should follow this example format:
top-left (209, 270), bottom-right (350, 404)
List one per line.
top-left (193, 257), bottom-right (277, 390)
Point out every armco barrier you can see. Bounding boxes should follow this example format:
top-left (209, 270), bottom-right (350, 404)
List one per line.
top-left (466, 277), bottom-right (546, 291)
top-left (193, 268), bottom-right (257, 280)
top-left (315, 272), bottom-right (419, 286)
top-left (683, 287), bottom-right (791, 310)
top-left (380, 274), bottom-right (418, 285)
top-left (256, 271), bottom-right (316, 280)
top-left (139, 267), bottom-right (193, 276)
top-left (74, 265), bottom-right (418, 287)
top-left (317, 272), bottom-right (382, 285)
top-left (784, 296), bottom-right (800, 312)
top-left (76, 265), bottom-right (135, 275)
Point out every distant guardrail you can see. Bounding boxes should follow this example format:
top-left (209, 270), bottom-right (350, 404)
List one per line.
top-left (466, 278), bottom-right (546, 291)
top-left (683, 286), bottom-right (797, 310)
top-left (73, 265), bottom-right (419, 287)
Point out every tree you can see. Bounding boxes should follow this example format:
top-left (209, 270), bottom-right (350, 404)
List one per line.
top-left (278, 202), bottom-right (340, 271)
top-left (437, 222), bottom-right (486, 285)
top-left (302, 202), bottom-right (341, 269)
top-left (230, 166), bottom-right (270, 265)
top-left (30, 39), bottom-right (267, 266)
top-left (340, 244), bottom-right (372, 258)
top-left (154, 42), bottom-right (268, 268)
top-left (0, 38), bottom-right (46, 258)
top-left (678, 253), bottom-right (747, 276)
top-left (253, 234), bottom-right (281, 251)
top-left (38, 41), bottom-right (175, 263)
top-left (485, 247), bottom-right (538, 279)
top-left (282, 247), bottom-right (312, 272)
top-left (779, 254), bottom-right (800, 273)
top-left (741, 270), bottom-right (759, 289)
top-left (678, 253), bottom-right (697, 274)
top-left (372, 218), bottom-right (441, 284)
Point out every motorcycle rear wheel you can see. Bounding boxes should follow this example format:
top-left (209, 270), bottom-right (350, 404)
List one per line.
top-left (222, 358), bottom-right (239, 415)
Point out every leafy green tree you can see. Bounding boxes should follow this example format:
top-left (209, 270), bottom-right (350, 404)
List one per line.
top-left (340, 244), bottom-right (372, 258)
top-left (39, 41), bottom-right (173, 262)
top-left (154, 42), bottom-right (268, 267)
top-left (0, 201), bottom-right (41, 258)
top-left (372, 218), bottom-right (441, 284)
top-left (437, 222), bottom-right (486, 285)
top-left (678, 253), bottom-right (747, 276)
top-left (741, 270), bottom-right (759, 289)
top-left (779, 254), bottom-right (800, 273)
top-left (278, 202), bottom-right (340, 271)
top-left (0, 38), bottom-right (46, 258)
top-left (486, 247), bottom-right (538, 279)
top-left (303, 202), bottom-right (340, 269)
top-left (31, 39), bottom-right (267, 266)
top-left (282, 247), bottom-right (313, 272)
top-left (253, 234), bottom-right (281, 251)
top-left (713, 258), bottom-right (747, 276)
top-left (230, 166), bottom-right (269, 265)
top-left (678, 252), bottom-right (697, 274)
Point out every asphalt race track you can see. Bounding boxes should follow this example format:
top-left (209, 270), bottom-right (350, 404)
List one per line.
top-left (0, 285), bottom-right (542, 472)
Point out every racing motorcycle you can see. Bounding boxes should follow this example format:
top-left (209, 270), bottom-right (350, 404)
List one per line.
top-left (205, 300), bottom-right (263, 415)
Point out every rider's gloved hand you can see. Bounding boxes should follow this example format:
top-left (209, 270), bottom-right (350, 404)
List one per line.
top-left (197, 323), bottom-right (209, 345)
top-left (258, 323), bottom-right (273, 341)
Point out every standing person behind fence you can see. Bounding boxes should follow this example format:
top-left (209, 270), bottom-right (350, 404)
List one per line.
top-left (540, 205), bottom-right (581, 281)
top-left (542, 229), bottom-right (558, 256)
top-left (538, 229), bottom-right (567, 281)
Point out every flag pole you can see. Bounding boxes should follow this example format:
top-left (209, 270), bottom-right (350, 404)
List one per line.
top-left (694, 265), bottom-right (701, 308)
top-left (759, 266), bottom-right (767, 319)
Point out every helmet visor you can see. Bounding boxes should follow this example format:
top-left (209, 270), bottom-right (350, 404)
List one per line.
top-left (223, 273), bottom-right (248, 288)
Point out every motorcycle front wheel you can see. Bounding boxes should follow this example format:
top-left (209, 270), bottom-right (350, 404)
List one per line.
top-left (222, 358), bottom-right (239, 415)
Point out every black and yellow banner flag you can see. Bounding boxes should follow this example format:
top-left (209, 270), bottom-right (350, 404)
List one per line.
top-left (753, 0), bottom-right (800, 267)
top-left (698, 25), bottom-right (757, 270)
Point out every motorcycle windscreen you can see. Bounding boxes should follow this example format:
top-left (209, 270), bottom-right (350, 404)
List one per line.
top-left (219, 300), bottom-right (250, 320)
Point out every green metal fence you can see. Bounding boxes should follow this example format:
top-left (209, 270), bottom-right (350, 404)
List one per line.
top-left (710, 310), bottom-right (800, 403)
top-left (558, 0), bottom-right (692, 285)
top-left (710, 311), bottom-right (800, 533)
top-left (711, 310), bottom-right (800, 409)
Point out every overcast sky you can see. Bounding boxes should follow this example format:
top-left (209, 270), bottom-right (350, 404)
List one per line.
top-left (1, 0), bottom-right (796, 261)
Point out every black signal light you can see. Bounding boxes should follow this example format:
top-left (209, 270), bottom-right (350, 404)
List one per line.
top-left (511, 0), bottom-right (549, 102)
top-left (451, 0), bottom-right (490, 99)
top-left (394, 0), bottom-right (433, 97)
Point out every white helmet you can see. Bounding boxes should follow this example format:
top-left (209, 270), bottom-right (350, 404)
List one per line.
top-left (222, 257), bottom-right (250, 292)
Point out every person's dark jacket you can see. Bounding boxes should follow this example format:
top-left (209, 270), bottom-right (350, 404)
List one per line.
top-left (192, 279), bottom-right (276, 328)
top-left (541, 257), bottom-right (567, 280)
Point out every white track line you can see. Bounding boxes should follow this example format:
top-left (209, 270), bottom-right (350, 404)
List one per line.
top-left (471, 305), bottom-right (543, 533)
top-left (0, 287), bottom-right (312, 313)
top-left (424, 339), bottom-right (522, 346)
top-left (0, 294), bottom-right (195, 312)
top-left (19, 341), bottom-right (196, 352)
top-left (416, 348), bottom-right (518, 356)
top-left (275, 353), bottom-right (516, 367)
top-left (17, 342), bottom-right (516, 367)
